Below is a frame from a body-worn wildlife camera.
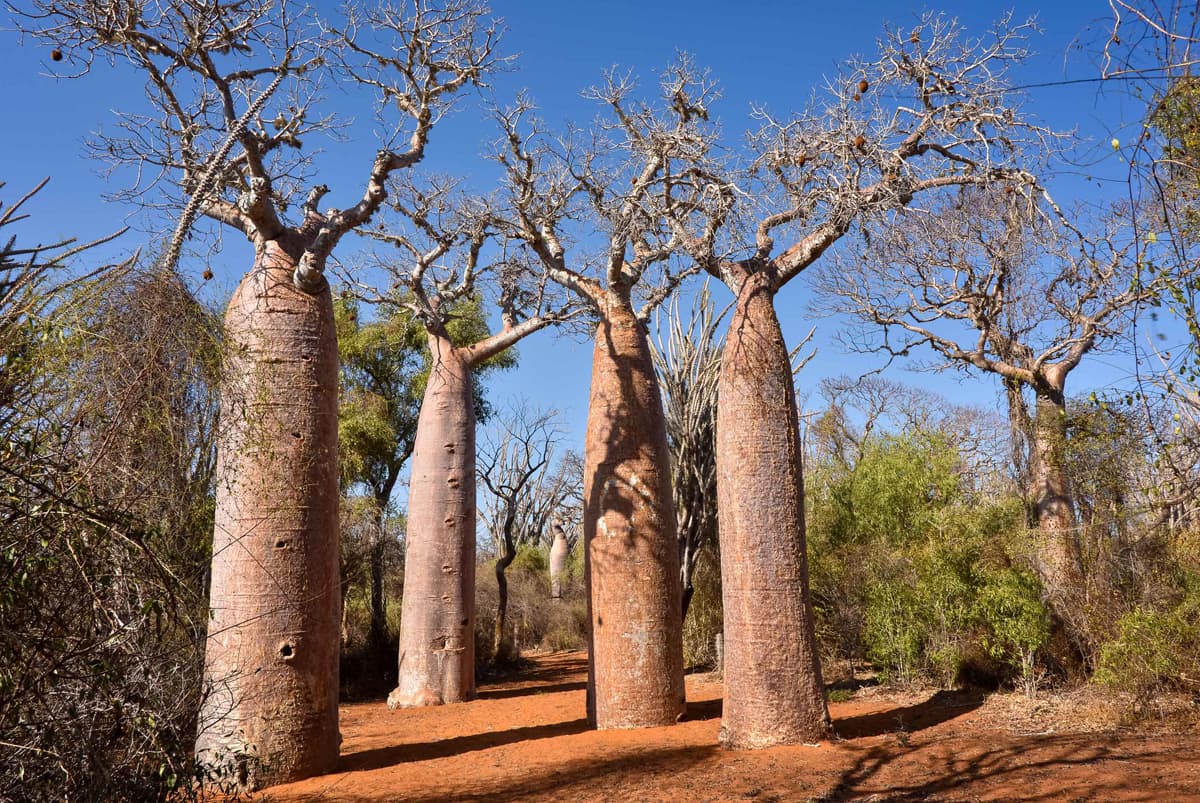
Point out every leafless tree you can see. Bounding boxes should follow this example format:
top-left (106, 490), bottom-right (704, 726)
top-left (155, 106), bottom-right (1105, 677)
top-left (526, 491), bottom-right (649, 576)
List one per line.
top-left (1097, 0), bottom-right (1200, 530)
top-left (660, 13), bottom-right (1061, 748)
top-left (494, 59), bottom-right (719, 728)
top-left (810, 375), bottom-right (1013, 498)
top-left (814, 184), bottom-right (1182, 655)
top-left (477, 404), bottom-right (566, 663)
top-left (0, 181), bottom-right (231, 799)
top-left (15, 0), bottom-right (506, 787)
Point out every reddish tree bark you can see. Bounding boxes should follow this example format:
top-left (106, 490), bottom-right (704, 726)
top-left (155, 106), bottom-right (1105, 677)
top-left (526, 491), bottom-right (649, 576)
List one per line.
top-left (390, 333), bottom-right (476, 708)
top-left (583, 294), bottom-right (686, 729)
top-left (390, 316), bottom-right (552, 707)
top-left (196, 239), bottom-right (341, 788)
top-left (716, 272), bottom-right (829, 747)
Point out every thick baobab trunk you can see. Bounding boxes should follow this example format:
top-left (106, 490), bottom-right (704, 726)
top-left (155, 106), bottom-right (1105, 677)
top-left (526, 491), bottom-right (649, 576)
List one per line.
top-left (583, 294), bottom-right (685, 729)
top-left (716, 274), bottom-right (829, 748)
top-left (389, 335), bottom-right (476, 708)
top-left (1031, 377), bottom-right (1082, 609)
top-left (549, 522), bottom-right (569, 600)
top-left (196, 241), bottom-right (340, 789)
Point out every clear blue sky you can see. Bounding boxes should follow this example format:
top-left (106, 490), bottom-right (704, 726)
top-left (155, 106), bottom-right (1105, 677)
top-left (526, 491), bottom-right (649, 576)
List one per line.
top-left (0, 1), bottom-right (1162, 475)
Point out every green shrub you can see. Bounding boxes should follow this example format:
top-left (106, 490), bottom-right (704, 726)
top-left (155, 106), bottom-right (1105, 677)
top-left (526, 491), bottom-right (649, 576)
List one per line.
top-left (683, 546), bottom-right (723, 670)
top-left (974, 567), bottom-right (1050, 694)
top-left (1094, 600), bottom-right (1200, 701)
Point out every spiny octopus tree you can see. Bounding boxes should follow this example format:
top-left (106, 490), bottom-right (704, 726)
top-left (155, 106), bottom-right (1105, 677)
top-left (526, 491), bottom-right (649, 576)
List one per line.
top-left (495, 63), bottom-right (718, 728)
top-left (349, 174), bottom-right (572, 708)
top-left (663, 13), bottom-right (1060, 748)
top-left (16, 0), bottom-right (503, 788)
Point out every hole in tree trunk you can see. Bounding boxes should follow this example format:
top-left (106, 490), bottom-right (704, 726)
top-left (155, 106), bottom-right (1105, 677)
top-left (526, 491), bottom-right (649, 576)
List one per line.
top-left (279, 642), bottom-right (294, 660)
top-left (292, 432), bottom-right (303, 440)
top-left (275, 539), bottom-right (289, 549)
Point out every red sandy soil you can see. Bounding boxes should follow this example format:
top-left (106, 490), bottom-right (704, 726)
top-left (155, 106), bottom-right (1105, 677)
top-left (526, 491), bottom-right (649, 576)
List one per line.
top-left (263, 652), bottom-right (1200, 802)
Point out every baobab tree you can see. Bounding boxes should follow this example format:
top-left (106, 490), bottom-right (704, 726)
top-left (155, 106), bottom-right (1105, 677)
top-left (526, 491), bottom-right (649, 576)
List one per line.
top-left (663, 14), bottom-right (1058, 747)
top-left (477, 405), bottom-right (568, 663)
top-left (815, 187), bottom-right (1179, 652)
top-left (336, 293), bottom-right (510, 660)
top-left (350, 174), bottom-right (571, 708)
top-left (495, 63), bottom-right (717, 727)
top-left (16, 0), bottom-right (504, 787)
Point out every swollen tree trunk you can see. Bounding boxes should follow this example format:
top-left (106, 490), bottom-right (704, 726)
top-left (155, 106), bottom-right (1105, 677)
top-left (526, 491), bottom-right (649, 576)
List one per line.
top-left (549, 522), bottom-right (568, 601)
top-left (389, 334), bottom-right (476, 708)
top-left (196, 240), bottom-right (341, 789)
top-left (715, 273), bottom-right (829, 748)
top-left (583, 293), bottom-right (685, 729)
top-left (1030, 376), bottom-right (1083, 612)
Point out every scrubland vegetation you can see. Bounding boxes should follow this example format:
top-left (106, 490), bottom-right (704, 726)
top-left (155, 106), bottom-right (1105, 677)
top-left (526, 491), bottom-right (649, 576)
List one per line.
top-left (3, 0), bottom-right (1200, 800)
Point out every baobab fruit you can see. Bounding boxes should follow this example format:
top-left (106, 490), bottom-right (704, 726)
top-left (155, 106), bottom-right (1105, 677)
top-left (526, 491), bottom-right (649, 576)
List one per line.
top-left (796, 153), bottom-right (807, 167)
top-left (854, 134), bottom-right (866, 151)
top-left (202, 268), bottom-right (214, 281)
top-left (858, 79), bottom-right (869, 94)
top-left (51, 49), bottom-right (63, 61)
top-left (853, 93), bottom-right (861, 103)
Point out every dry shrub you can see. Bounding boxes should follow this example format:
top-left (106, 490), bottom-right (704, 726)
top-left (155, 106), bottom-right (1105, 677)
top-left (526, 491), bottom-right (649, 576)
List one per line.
top-left (476, 544), bottom-right (587, 670)
top-left (1, 256), bottom-right (223, 800)
top-left (683, 545), bottom-right (722, 670)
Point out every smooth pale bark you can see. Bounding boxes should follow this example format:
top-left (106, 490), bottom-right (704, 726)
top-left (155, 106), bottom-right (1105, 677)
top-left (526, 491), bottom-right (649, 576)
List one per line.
top-left (716, 273), bottom-right (829, 748)
top-left (389, 334), bottom-right (476, 708)
top-left (583, 294), bottom-right (685, 729)
top-left (549, 523), bottom-right (568, 600)
top-left (196, 239), bottom-right (340, 789)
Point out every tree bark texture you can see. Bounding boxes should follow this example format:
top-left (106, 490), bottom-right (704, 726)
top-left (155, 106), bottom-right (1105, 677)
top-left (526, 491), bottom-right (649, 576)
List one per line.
top-left (1030, 379), bottom-right (1083, 612)
top-left (716, 274), bottom-right (830, 748)
top-left (196, 241), bottom-right (340, 789)
top-left (549, 523), bottom-right (568, 600)
top-left (492, 541), bottom-right (516, 662)
top-left (583, 296), bottom-right (685, 729)
top-left (389, 335), bottom-right (476, 708)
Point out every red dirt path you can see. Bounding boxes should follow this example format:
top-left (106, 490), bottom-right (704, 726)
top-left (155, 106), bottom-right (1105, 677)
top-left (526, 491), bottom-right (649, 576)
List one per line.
top-left (263, 652), bottom-right (1200, 802)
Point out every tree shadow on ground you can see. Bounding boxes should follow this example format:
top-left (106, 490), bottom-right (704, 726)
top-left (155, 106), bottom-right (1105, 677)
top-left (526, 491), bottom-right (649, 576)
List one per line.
top-left (338, 717), bottom-right (592, 772)
top-left (834, 688), bottom-right (984, 738)
top-left (826, 675), bottom-right (880, 693)
top-left (818, 735), bottom-right (1169, 801)
top-left (403, 743), bottom-right (722, 803)
top-left (681, 697), bottom-right (722, 722)
top-left (474, 652), bottom-right (588, 695)
top-left (475, 680), bottom-right (588, 700)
